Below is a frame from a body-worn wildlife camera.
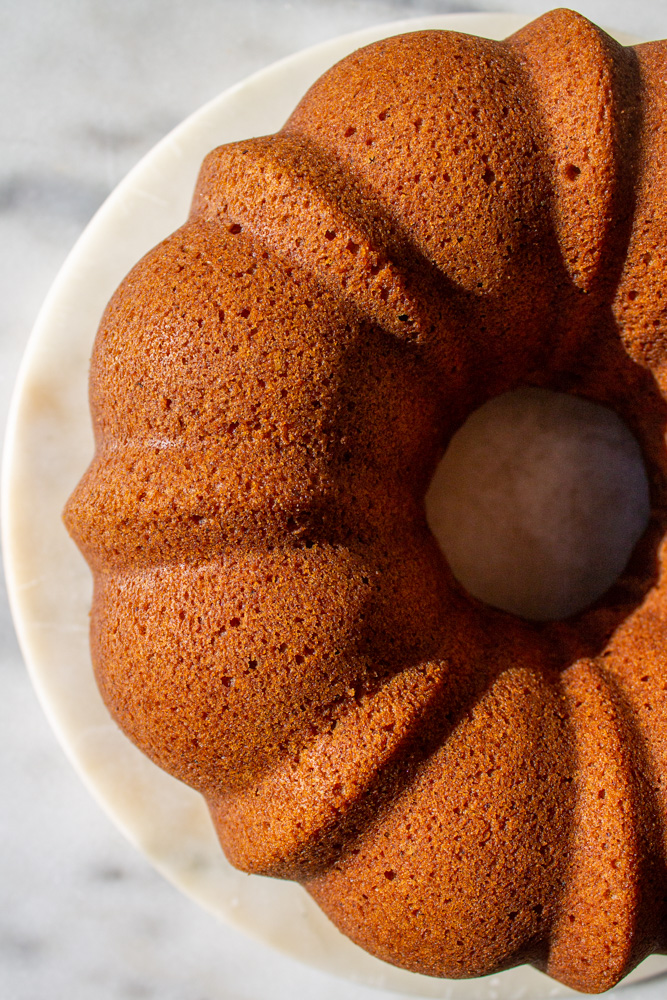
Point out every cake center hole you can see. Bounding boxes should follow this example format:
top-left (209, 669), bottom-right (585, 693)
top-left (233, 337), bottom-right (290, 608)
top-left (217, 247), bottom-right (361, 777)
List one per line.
top-left (425, 388), bottom-right (651, 621)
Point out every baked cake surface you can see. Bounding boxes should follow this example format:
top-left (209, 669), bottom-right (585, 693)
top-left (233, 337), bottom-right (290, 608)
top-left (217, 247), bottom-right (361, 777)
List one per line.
top-left (65, 9), bottom-right (667, 992)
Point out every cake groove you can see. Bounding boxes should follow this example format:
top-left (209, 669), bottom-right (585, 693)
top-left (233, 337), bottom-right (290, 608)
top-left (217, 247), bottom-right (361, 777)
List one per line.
top-left (65, 9), bottom-right (667, 991)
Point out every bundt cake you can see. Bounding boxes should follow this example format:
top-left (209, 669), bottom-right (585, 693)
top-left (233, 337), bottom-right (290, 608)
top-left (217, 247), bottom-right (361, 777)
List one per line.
top-left (64, 8), bottom-right (667, 993)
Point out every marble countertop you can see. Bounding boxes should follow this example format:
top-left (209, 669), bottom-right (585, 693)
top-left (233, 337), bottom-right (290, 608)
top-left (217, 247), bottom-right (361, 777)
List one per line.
top-left (3, 2), bottom-right (667, 999)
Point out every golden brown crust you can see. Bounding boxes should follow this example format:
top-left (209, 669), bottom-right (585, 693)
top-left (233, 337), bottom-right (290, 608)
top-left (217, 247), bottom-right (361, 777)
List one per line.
top-left (64, 9), bottom-right (667, 992)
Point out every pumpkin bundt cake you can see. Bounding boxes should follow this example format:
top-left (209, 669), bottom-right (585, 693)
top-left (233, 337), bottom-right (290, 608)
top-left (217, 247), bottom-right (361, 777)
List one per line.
top-left (65, 8), bottom-right (667, 993)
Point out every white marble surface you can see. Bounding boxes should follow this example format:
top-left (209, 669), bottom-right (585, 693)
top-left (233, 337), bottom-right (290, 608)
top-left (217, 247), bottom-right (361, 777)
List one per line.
top-left (3, 2), bottom-right (667, 999)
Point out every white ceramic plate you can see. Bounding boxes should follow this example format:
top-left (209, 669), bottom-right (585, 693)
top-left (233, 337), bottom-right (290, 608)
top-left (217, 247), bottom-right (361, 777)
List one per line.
top-left (4, 12), bottom-right (666, 999)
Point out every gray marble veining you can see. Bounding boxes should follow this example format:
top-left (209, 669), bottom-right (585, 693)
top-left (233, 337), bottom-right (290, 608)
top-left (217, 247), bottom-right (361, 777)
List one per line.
top-left (3, 2), bottom-right (667, 999)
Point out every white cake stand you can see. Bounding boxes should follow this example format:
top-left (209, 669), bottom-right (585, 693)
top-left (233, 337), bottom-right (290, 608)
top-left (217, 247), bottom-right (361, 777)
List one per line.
top-left (4, 12), bottom-right (666, 999)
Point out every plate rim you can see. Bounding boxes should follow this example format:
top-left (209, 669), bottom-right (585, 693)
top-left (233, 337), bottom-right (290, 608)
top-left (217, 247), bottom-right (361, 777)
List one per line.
top-left (2, 12), bottom-right (660, 1000)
